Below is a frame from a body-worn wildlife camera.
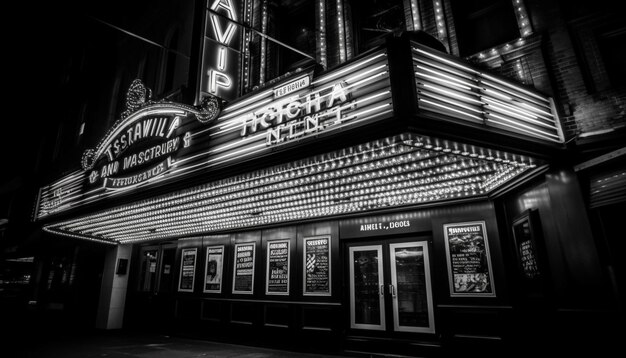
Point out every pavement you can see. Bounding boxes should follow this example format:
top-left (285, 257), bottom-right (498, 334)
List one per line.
top-left (3, 329), bottom-right (351, 358)
top-left (0, 302), bottom-right (352, 358)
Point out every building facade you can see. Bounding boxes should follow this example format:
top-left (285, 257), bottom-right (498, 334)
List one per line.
top-left (2, 0), bottom-right (624, 356)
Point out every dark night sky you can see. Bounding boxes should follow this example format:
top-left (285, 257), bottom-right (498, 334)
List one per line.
top-left (4, 3), bottom-right (76, 183)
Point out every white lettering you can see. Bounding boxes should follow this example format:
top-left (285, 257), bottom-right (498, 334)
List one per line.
top-left (210, 0), bottom-right (238, 21)
top-left (240, 82), bottom-right (354, 145)
top-left (208, 69), bottom-right (232, 95)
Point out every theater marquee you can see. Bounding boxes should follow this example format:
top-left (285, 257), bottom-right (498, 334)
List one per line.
top-left (81, 80), bottom-right (219, 191)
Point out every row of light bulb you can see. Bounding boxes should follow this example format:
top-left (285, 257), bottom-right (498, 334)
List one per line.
top-left (61, 139), bottom-right (527, 234)
top-left (51, 134), bottom-right (534, 243)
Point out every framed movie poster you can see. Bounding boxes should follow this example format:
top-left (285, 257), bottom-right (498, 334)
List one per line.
top-left (266, 240), bottom-right (290, 295)
top-left (204, 245), bottom-right (224, 293)
top-left (443, 221), bottom-right (496, 297)
top-left (512, 212), bottom-right (540, 279)
top-left (232, 243), bottom-right (255, 294)
top-left (178, 248), bottom-right (197, 292)
top-left (303, 236), bottom-right (331, 296)
top-left (512, 209), bottom-right (548, 298)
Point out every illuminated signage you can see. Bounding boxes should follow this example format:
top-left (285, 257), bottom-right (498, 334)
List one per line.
top-left (340, 213), bottom-right (420, 239)
top-left (81, 79), bottom-right (219, 191)
top-left (273, 75), bottom-right (310, 99)
top-left (199, 49), bottom-right (393, 170)
top-left (41, 187), bottom-right (74, 210)
top-left (201, 0), bottom-right (241, 102)
top-left (240, 82), bottom-right (356, 146)
top-left (83, 110), bottom-right (189, 190)
top-left (35, 51), bottom-right (392, 220)
top-left (90, 119), bottom-right (184, 190)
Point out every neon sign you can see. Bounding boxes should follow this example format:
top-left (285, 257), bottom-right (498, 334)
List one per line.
top-left (201, 0), bottom-right (240, 102)
top-left (35, 50), bottom-right (392, 220)
top-left (240, 82), bottom-right (356, 146)
top-left (81, 79), bottom-right (220, 191)
top-left (85, 112), bottom-right (186, 190)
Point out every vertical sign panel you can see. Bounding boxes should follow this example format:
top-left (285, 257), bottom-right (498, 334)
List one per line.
top-left (178, 248), bottom-right (198, 292)
top-left (200, 0), bottom-right (242, 102)
top-left (303, 236), bottom-right (331, 296)
top-left (204, 245), bottom-right (225, 293)
top-left (443, 221), bottom-right (495, 297)
top-left (233, 243), bottom-right (255, 294)
top-left (266, 240), bottom-right (290, 295)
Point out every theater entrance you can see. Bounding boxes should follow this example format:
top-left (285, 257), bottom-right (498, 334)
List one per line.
top-left (126, 242), bottom-right (177, 330)
top-left (346, 239), bottom-right (435, 336)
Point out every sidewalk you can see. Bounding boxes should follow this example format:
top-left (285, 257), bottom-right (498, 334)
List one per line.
top-left (4, 328), bottom-right (352, 358)
top-left (0, 304), bottom-right (352, 358)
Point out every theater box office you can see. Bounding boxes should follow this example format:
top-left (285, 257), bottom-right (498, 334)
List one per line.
top-left (33, 35), bottom-right (599, 355)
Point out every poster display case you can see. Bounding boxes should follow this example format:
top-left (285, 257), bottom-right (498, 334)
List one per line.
top-left (512, 209), bottom-right (548, 298)
top-left (266, 240), bottom-right (290, 295)
top-left (178, 248), bottom-right (197, 292)
top-left (303, 236), bottom-right (331, 296)
top-left (443, 221), bottom-right (495, 297)
top-left (233, 243), bottom-right (255, 294)
top-left (204, 245), bottom-right (225, 293)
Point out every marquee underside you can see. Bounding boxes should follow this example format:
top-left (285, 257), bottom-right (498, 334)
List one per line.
top-left (43, 132), bottom-right (545, 245)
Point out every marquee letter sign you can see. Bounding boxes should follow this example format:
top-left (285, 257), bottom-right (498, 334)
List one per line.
top-left (81, 79), bottom-right (220, 191)
top-left (200, 0), bottom-right (241, 102)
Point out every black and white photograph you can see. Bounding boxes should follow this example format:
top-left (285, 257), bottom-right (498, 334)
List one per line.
top-left (1, 1), bottom-right (623, 357)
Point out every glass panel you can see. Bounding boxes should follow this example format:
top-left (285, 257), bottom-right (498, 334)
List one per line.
top-left (139, 249), bottom-right (158, 292)
top-left (158, 248), bottom-right (176, 293)
top-left (265, 0), bottom-right (317, 82)
top-left (390, 242), bottom-right (434, 333)
top-left (350, 246), bottom-right (384, 330)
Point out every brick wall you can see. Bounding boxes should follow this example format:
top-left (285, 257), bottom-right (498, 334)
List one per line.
top-left (526, 0), bottom-right (626, 139)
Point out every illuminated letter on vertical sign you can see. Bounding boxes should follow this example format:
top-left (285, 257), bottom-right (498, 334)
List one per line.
top-left (201, 0), bottom-right (240, 102)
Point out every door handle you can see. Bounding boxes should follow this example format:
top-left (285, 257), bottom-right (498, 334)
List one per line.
top-left (388, 284), bottom-right (396, 298)
top-left (380, 285), bottom-right (385, 296)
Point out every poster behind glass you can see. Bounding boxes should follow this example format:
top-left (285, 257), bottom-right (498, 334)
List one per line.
top-left (233, 243), bottom-right (255, 294)
top-left (512, 209), bottom-right (547, 298)
top-left (204, 246), bottom-right (224, 293)
top-left (178, 248), bottom-right (197, 292)
top-left (443, 221), bottom-right (495, 297)
top-left (303, 236), bottom-right (331, 296)
top-left (266, 240), bottom-right (290, 295)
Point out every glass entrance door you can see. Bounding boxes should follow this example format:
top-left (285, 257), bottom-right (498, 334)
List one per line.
top-left (138, 246), bottom-right (159, 292)
top-left (137, 244), bottom-right (177, 294)
top-left (349, 245), bottom-right (385, 330)
top-left (131, 243), bottom-right (178, 330)
top-left (348, 240), bottom-right (435, 334)
top-left (389, 242), bottom-right (434, 333)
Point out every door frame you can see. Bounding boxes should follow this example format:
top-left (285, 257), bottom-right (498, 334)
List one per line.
top-left (388, 241), bottom-right (435, 333)
top-left (345, 237), bottom-right (436, 336)
top-left (136, 242), bottom-right (177, 294)
top-left (348, 244), bottom-right (386, 330)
